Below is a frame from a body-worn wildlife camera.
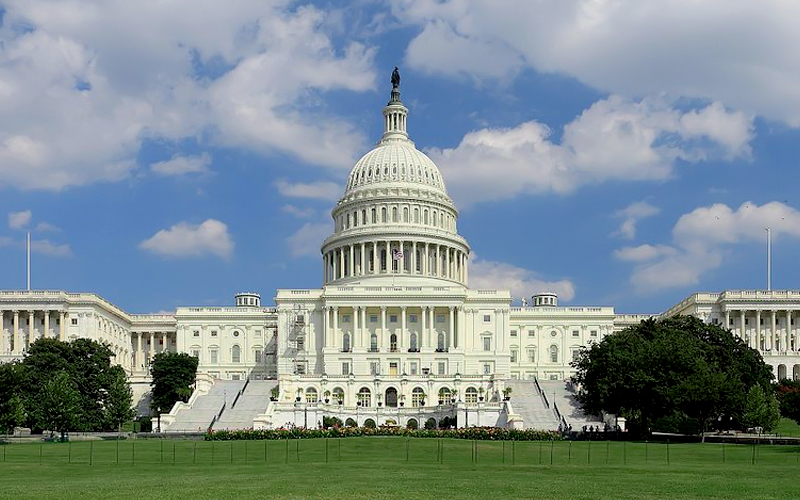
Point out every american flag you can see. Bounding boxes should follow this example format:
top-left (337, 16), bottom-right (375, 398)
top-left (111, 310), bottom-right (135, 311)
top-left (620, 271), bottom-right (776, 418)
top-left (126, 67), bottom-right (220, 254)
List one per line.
top-left (392, 248), bottom-right (404, 260)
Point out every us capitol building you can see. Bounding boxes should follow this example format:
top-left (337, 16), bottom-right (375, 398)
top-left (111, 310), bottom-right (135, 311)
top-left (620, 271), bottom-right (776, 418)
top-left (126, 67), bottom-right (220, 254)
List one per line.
top-left (2, 75), bottom-right (799, 430)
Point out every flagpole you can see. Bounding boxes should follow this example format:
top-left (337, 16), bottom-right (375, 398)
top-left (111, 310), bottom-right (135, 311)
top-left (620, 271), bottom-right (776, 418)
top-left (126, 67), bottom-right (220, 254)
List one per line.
top-left (27, 231), bottom-right (31, 291)
top-left (766, 227), bottom-right (771, 291)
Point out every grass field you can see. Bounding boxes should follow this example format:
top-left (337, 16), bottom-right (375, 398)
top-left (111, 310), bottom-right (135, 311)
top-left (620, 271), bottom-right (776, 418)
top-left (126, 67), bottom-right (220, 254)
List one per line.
top-left (775, 417), bottom-right (800, 437)
top-left (1, 437), bottom-right (799, 499)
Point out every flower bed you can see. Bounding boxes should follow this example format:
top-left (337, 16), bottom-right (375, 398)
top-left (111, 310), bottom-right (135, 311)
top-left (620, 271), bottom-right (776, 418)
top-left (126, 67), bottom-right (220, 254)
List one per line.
top-left (204, 426), bottom-right (561, 441)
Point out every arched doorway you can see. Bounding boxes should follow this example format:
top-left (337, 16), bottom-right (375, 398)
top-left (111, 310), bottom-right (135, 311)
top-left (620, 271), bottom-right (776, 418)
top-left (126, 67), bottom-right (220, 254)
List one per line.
top-left (385, 387), bottom-right (398, 407)
top-left (778, 364), bottom-right (787, 380)
top-left (794, 364), bottom-right (800, 380)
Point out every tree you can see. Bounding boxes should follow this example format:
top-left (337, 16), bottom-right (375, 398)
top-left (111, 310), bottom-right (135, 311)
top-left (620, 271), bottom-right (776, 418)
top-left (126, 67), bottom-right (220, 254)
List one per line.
top-left (573, 316), bottom-right (774, 437)
top-left (0, 362), bottom-right (26, 433)
top-left (741, 384), bottom-right (780, 432)
top-left (150, 352), bottom-right (199, 414)
top-left (775, 379), bottom-right (800, 425)
top-left (105, 365), bottom-right (135, 430)
top-left (32, 370), bottom-right (80, 440)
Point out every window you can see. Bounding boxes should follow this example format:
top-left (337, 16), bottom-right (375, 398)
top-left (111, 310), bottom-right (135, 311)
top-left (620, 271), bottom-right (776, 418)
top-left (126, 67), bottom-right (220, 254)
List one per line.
top-left (483, 337), bottom-right (491, 351)
top-left (528, 331), bottom-right (535, 337)
top-left (549, 345), bottom-right (559, 363)
top-left (254, 349), bottom-right (262, 364)
top-left (438, 361), bottom-right (446, 375)
top-left (527, 348), bottom-right (536, 362)
top-left (341, 362), bottom-right (350, 375)
top-left (358, 388), bottom-right (371, 407)
top-left (436, 314), bottom-right (444, 323)
top-left (409, 361), bottom-right (418, 375)
top-left (409, 314), bottom-right (417, 323)
top-left (409, 333), bottom-right (418, 352)
top-left (191, 349), bottom-right (200, 359)
top-left (370, 315), bottom-right (377, 323)
top-left (370, 333), bottom-right (378, 352)
top-left (305, 388), bottom-right (318, 403)
top-left (390, 334), bottom-right (397, 352)
top-left (390, 315), bottom-right (398, 323)
top-left (342, 334), bottom-right (351, 352)
top-left (572, 349), bottom-right (580, 362)
top-left (510, 330), bottom-right (518, 337)
top-left (71, 318), bottom-right (78, 326)
top-left (389, 362), bottom-right (399, 375)
top-left (231, 345), bottom-right (241, 363)
top-left (412, 387), bottom-right (425, 407)
top-left (210, 349), bottom-right (218, 364)
top-left (590, 330), bottom-right (598, 337)
top-left (233, 330), bottom-right (240, 337)
top-left (465, 387), bottom-right (478, 403)
top-left (439, 387), bottom-right (452, 403)
top-left (483, 363), bottom-right (492, 374)
top-left (510, 349), bottom-right (518, 363)
top-left (483, 315), bottom-right (491, 322)
top-left (342, 315), bottom-right (351, 323)
top-left (211, 330), bottom-right (218, 337)
top-left (437, 333), bottom-right (445, 351)
top-left (572, 330), bottom-right (579, 337)
top-left (193, 330), bottom-right (200, 337)
top-left (370, 361), bottom-right (380, 375)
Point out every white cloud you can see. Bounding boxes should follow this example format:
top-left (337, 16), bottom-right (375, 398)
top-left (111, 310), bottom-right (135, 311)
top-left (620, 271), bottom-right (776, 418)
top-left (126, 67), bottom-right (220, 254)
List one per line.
top-left (34, 222), bottom-right (60, 232)
top-left (612, 201), bottom-right (660, 240)
top-left (275, 180), bottom-right (341, 202)
top-left (430, 96), bottom-right (753, 207)
top-left (0, 1), bottom-right (376, 190)
top-left (139, 219), bottom-right (233, 259)
top-left (287, 222), bottom-right (330, 258)
top-left (31, 239), bottom-right (72, 257)
top-left (281, 204), bottom-right (316, 218)
top-left (618, 201), bottom-right (800, 292)
top-left (8, 210), bottom-right (32, 229)
top-left (468, 253), bottom-right (575, 302)
top-left (395, 0), bottom-right (800, 125)
top-left (151, 153), bottom-right (211, 176)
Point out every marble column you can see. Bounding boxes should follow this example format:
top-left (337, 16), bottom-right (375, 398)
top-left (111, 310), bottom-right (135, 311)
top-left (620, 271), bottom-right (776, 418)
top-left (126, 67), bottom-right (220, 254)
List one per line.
top-left (43, 310), bottom-right (50, 339)
top-left (12, 311), bottom-right (20, 354)
top-left (59, 311), bottom-right (66, 341)
top-left (755, 310), bottom-right (761, 350)
top-left (448, 306), bottom-right (454, 350)
top-left (28, 311), bottom-right (34, 348)
top-left (333, 307), bottom-right (339, 349)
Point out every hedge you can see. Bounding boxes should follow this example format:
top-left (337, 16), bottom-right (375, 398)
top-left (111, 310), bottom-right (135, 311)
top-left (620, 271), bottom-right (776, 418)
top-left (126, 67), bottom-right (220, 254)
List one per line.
top-left (204, 426), bottom-right (562, 441)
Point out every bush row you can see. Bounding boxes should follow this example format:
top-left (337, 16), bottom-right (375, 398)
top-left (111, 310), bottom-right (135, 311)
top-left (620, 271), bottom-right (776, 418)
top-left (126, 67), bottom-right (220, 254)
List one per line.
top-left (204, 426), bottom-right (562, 441)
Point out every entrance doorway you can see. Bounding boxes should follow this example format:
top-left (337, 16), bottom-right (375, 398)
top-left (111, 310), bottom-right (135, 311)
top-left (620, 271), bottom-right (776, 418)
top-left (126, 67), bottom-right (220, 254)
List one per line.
top-left (385, 387), bottom-right (398, 407)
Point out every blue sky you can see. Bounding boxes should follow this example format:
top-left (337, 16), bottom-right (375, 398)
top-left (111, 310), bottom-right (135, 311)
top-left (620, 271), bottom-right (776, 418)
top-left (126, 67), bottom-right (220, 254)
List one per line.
top-left (1, 0), bottom-right (800, 314)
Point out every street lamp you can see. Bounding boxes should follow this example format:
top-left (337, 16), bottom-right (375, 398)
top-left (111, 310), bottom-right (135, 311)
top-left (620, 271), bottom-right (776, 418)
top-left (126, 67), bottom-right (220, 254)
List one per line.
top-left (156, 407), bottom-right (162, 433)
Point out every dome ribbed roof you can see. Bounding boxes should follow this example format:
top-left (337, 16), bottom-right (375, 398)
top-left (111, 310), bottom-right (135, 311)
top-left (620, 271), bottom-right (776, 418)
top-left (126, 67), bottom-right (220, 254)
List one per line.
top-left (345, 141), bottom-right (447, 195)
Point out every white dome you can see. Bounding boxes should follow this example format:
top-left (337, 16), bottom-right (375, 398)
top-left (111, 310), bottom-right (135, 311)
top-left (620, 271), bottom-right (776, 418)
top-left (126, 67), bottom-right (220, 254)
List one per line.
top-left (345, 141), bottom-right (448, 196)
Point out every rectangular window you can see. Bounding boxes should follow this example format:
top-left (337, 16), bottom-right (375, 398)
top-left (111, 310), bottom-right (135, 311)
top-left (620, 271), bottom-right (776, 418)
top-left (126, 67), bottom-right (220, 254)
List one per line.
top-left (483, 363), bottom-right (491, 375)
top-left (510, 350), bottom-right (518, 363)
top-left (370, 361), bottom-right (380, 375)
top-left (483, 337), bottom-right (491, 351)
top-left (510, 330), bottom-right (518, 337)
top-left (483, 314), bottom-right (491, 322)
top-left (71, 318), bottom-right (78, 326)
top-left (254, 350), bottom-right (262, 363)
top-left (527, 349), bottom-right (536, 362)
top-left (211, 330), bottom-right (218, 337)
top-left (572, 330), bottom-right (580, 337)
top-left (436, 314), bottom-right (445, 323)
top-left (342, 315), bottom-right (351, 323)
top-left (342, 362), bottom-right (350, 375)
top-left (410, 362), bottom-right (418, 375)
top-left (370, 315), bottom-right (377, 323)
top-left (191, 349), bottom-right (200, 359)
top-left (409, 314), bottom-right (417, 323)
top-left (572, 350), bottom-right (580, 362)
top-left (590, 330), bottom-right (598, 337)
top-left (193, 330), bottom-right (200, 337)
top-left (210, 350), bottom-right (218, 364)
top-left (528, 331), bottom-right (535, 337)
top-left (389, 362), bottom-right (398, 375)
top-left (438, 361), bottom-right (446, 375)
top-left (390, 315), bottom-right (398, 323)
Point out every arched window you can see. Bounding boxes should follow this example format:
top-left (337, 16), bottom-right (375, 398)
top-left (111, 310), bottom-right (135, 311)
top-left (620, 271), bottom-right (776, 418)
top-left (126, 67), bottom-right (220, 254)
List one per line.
top-left (549, 345), bottom-right (559, 363)
top-left (381, 207), bottom-right (387, 222)
top-left (370, 333), bottom-right (378, 352)
top-left (437, 332), bottom-right (445, 351)
top-left (392, 207), bottom-right (398, 222)
top-left (362, 209), bottom-right (366, 225)
top-left (358, 387), bottom-right (371, 407)
top-left (414, 208), bottom-right (419, 223)
top-left (390, 334), bottom-right (397, 352)
top-left (409, 333), bottom-right (418, 352)
top-left (465, 387), bottom-right (478, 403)
top-left (423, 210), bottom-right (429, 225)
top-left (343, 333), bottom-right (351, 352)
top-left (231, 345), bottom-right (241, 363)
top-left (438, 387), bottom-right (452, 404)
top-left (305, 387), bottom-right (318, 403)
top-left (371, 208), bottom-right (377, 223)
top-left (332, 387), bottom-right (345, 404)
top-left (412, 387), bottom-right (425, 407)
top-left (403, 207), bottom-right (409, 222)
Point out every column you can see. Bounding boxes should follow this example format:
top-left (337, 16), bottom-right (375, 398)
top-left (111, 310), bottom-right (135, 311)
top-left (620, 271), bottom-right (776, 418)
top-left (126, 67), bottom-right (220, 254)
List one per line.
top-left (412, 241), bottom-right (417, 274)
top-left (446, 247), bottom-right (451, 279)
top-left (43, 310), bottom-right (50, 339)
top-left (372, 242), bottom-right (378, 275)
top-left (381, 306), bottom-right (388, 350)
top-left (786, 311), bottom-right (792, 353)
top-left (59, 311), bottom-right (66, 341)
top-left (349, 244), bottom-right (354, 278)
top-left (323, 307), bottom-right (329, 348)
top-left (401, 306), bottom-right (407, 352)
top-left (12, 311), bottom-right (20, 354)
top-left (456, 306), bottom-right (464, 349)
top-left (739, 310), bottom-right (746, 343)
top-left (424, 243), bottom-right (429, 276)
top-left (361, 306), bottom-right (367, 350)
top-left (436, 245), bottom-right (441, 276)
top-left (0, 310), bottom-right (4, 354)
top-left (464, 252), bottom-right (469, 284)
top-left (421, 307), bottom-right (427, 351)
top-left (770, 310), bottom-right (777, 351)
top-left (400, 240), bottom-right (406, 273)
top-left (448, 306), bottom-right (454, 350)
top-left (28, 311), bottom-right (34, 348)
top-left (339, 248), bottom-right (344, 280)
top-left (360, 242), bottom-right (366, 276)
top-left (323, 254), bottom-right (328, 283)
top-left (724, 310), bottom-right (730, 332)
top-left (755, 310), bottom-right (761, 350)
top-left (136, 332), bottom-right (143, 370)
top-left (353, 306), bottom-right (360, 349)
top-left (333, 307), bottom-right (339, 349)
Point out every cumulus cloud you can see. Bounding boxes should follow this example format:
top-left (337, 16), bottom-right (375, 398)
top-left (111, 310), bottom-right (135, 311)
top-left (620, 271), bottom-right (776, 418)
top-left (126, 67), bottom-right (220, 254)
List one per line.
top-left (612, 201), bottom-right (660, 240)
top-left (31, 239), bottom-right (72, 257)
top-left (287, 222), bottom-right (330, 258)
top-left (139, 219), bottom-right (233, 259)
top-left (468, 253), bottom-right (575, 301)
top-left (616, 201), bottom-right (800, 292)
top-left (395, 0), bottom-right (800, 125)
top-left (275, 180), bottom-right (341, 202)
top-left (151, 153), bottom-right (212, 176)
top-left (8, 210), bottom-right (32, 229)
top-left (0, 1), bottom-right (376, 190)
top-left (281, 204), bottom-right (316, 218)
top-left (430, 96), bottom-right (753, 207)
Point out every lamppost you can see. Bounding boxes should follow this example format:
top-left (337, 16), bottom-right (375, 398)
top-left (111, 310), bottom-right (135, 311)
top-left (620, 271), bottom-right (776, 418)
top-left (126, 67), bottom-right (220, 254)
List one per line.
top-left (356, 401), bottom-right (361, 427)
top-left (156, 407), bottom-right (162, 434)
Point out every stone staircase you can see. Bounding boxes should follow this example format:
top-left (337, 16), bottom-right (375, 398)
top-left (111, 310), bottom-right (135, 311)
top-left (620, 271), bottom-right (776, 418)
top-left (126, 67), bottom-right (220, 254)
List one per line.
top-left (163, 379), bottom-right (245, 433)
top-left (537, 380), bottom-right (605, 430)
top-left (214, 380), bottom-right (275, 430)
top-left (504, 380), bottom-right (560, 430)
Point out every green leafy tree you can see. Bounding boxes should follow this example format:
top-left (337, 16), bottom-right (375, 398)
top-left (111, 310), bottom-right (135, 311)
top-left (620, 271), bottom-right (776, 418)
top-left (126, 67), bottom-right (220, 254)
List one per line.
top-left (105, 365), bottom-right (135, 430)
top-left (0, 362), bottom-right (26, 433)
top-left (775, 379), bottom-right (800, 425)
top-left (150, 352), bottom-right (199, 414)
top-left (573, 316), bottom-right (773, 437)
top-left (32, 370), bottom-right (81, 440)
top-left (741, 384), bottom-right (781, 432)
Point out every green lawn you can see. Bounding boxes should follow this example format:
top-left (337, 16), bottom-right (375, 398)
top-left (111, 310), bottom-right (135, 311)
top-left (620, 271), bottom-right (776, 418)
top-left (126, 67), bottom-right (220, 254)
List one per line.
top-left (1, 438), bottom-right (798, 499)
top-left (775, 417), bottom-right (800, 437)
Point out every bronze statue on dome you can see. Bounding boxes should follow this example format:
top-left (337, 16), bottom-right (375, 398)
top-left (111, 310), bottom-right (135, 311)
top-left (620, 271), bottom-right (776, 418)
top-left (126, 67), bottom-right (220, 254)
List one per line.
top-left (391, 67), bottom-right (400, 89)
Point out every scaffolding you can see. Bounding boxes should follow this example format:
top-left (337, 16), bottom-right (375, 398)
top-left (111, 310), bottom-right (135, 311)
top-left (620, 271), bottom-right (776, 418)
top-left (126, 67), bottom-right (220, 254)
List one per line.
top-left (287, 306), bottom-right (308, 375)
